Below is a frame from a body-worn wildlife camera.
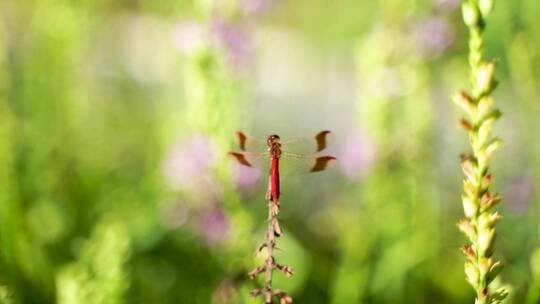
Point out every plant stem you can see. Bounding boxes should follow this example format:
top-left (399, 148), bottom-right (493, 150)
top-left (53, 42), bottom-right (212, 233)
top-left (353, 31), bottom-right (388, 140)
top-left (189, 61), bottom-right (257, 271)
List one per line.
top-left (249, 185), bottom-right (292, 303)
top-left (264, 199), bottom-right (277, 304)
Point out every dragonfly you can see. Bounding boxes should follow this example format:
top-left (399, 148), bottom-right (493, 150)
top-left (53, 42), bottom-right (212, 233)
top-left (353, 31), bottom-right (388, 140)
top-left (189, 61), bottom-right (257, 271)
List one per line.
top-left (228, 130), bottom-right (337, 206)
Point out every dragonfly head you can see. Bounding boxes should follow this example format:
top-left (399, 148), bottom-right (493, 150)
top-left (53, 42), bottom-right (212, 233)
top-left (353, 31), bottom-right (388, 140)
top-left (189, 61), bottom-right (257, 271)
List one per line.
top-left (267, 134), bottom-right (280, 147)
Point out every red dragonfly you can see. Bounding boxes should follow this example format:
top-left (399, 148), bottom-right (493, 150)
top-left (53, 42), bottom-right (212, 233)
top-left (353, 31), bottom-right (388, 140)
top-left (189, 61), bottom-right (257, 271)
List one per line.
top-left (228, 130), bottom-right (337, 205)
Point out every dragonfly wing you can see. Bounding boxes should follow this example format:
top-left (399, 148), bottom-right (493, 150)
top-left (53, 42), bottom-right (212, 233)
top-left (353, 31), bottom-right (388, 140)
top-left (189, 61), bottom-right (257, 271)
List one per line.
top-left (234, 131), bottom-right (267, 152)
top-left (230, 130), bottom-right (335, 174)
top-left (279, 152), bottom-right (337, 175)
top-left (228, 151), bottom-right (268, 169)
top-left (235, 131), bottom-right (248, 151)
top-left (228, 152), bottom-right (253, 167)
top-left (280, 130), bottom-right (333, 155)
top-left (310, 155), bottom-right (337, 172)
top-left (228, 151), bottom-right (268, 193)
top-left (315, 130), bottom-right (331, 152)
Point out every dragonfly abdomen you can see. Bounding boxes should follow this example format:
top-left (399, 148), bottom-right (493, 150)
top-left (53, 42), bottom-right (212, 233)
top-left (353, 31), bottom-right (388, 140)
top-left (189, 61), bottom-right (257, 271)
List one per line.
top-left (270, 157), bottom-right (280, 201)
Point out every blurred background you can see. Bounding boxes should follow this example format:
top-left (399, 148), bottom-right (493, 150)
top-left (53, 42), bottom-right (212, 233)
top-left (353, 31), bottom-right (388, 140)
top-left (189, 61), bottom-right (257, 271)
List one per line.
top-left (0, 0), bottom-right (539, 303)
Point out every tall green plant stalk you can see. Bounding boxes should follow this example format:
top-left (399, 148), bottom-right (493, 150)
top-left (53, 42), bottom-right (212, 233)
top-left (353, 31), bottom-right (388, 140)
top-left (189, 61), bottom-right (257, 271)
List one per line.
top-left (179, 2), bottom-right (258, 302)
top-left (332, 2), bottom-right (438, 303)
top-left (57, 219), bottom-right (130, 304)
top-left (455, 1), bottom-right (507, 303)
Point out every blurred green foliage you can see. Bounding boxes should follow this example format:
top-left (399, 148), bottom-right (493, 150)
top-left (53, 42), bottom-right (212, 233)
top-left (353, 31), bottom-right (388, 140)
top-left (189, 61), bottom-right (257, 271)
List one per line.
top-left (0, 0), bottom-right (539, 303)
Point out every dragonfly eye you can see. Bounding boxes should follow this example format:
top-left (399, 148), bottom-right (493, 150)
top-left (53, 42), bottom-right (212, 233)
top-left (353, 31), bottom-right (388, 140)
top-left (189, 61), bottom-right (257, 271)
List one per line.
top-left (267, 134), bottom-right (280, 144)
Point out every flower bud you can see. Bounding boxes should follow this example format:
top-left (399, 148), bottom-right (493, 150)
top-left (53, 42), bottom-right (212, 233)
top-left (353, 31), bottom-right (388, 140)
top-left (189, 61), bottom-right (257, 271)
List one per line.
top-left (477, 97), bottom-right (493, 118)
top-left (485, 138), bottom-right (502, 156)
top-left (462, 195), bottom-right (478, 218)
top-left (478, 212), bottom-right (491, 230)
top-left (458, 219), bottom-right (476, 240)
top-left (479, 109), bottom-right (502, 126)
top-left (460, 153), bottom-right (475, 162)
top-left (476, 150), bottom-right (488, 172)
top-left (489, 211), bottom-right (502, 226)
top-left (453, 91), bottom-right (475, 114)
top-left (464, 180), bottom-right (478, 200)
top-left (478, 229), bottom-right (495, 255)
top-left (461, 160), bottom-right (477, 183)
top-left (461, 244), bottom-right (477, 261)
top-left (479, 257), bottom-right (491, 277)
top-left (480, 192), bottom-right (501, 212)
top-left (462, 1), bottom-right (480, 27)
top-left (476, 62), bottom-right (496, 94)
top-left (465, 262), bottom-right (479, 287)
top-left (481, 174), bottom-right (492, 190)
top-left (479, 0), bottom-right (495, 18)
top-left (459, 118), bottom-right (475, 131)
top-left (477, 117), bottom-right (495, 150)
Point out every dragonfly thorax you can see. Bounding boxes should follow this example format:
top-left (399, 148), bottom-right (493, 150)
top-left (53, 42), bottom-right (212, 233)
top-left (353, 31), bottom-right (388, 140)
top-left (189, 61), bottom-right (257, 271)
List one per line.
top-left (267, 134), bottom-right (282, 158)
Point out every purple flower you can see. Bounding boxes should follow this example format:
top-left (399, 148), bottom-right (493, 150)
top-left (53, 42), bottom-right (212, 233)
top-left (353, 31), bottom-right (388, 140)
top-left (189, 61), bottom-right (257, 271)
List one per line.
top-left (413, 16), bottom-right (455, 59)
top-left (436, 0), bottom-right (460, 12)
top-left (231, 162), bottom-right (261, 194)
top-left (212, 20), bottom-right (253, 70)
top-left (241, 0), bottom-right (274, 15)
top-left (198, 204), bottom-right (230, 245)
top-left (338, 131), bottom-right (378, 179)
top-left (504, 175), bottom-right (535, 215)
top-left (162, 136), bottom-right (221, 200)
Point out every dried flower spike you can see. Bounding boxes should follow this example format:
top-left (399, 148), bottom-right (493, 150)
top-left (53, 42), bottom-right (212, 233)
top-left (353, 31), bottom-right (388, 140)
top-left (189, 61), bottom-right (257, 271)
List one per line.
top-left (247, 197), bottom-right (294, 304)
